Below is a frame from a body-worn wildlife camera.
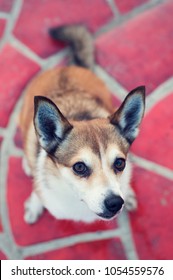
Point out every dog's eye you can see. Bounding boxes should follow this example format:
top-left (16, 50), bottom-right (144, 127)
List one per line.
top-left (72, 162), bottom-right (90, 177)
top-left (113, 158), bottom-right (126, 172)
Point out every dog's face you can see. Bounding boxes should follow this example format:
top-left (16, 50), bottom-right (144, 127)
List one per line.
top-left (52, 120), bottom-right (128, 220)
top-left (34, 86), bottom-right (145, 220)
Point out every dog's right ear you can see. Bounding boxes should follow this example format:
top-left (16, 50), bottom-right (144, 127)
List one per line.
top-left (34, 96), bottom-right (73, 154)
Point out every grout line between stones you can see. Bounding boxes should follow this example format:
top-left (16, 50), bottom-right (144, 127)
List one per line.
top-left (0, 0), bottom-right (25, 260)
top-left (0, 0), bottom-right (23, 50)
top-left (146, 77), bottom-right (173, 113)
top-left (10, 35), bottom-right (70, 70)
top-left (0, 96), bottom-right (25, 260)
top-left (95, 66), bottom-right (173, 116)
top-left (0, 233), bottom-right (21, 259)
top-left (10, 146), bottom-right (23, 157)
top-left (106, 0), bottom-right (120, 17)
top-left (0, 128), bottom-right (7, 137)
top-left (131, 154), bottom-right (173, 181)
top-left (0, 234), bottom-right (11, 259)
top-left (117, 211), bottom-right (139, 260)
top-left (95, 0), bottom-right (165, 37)
top-left (42, 48), bottom-right (69, 70)
top-left (95, 65), bottom-right (128, 100)
top-left (20, 228), bottom-right (122, 259)
top-left (9, 35), bottom-right (44, 66)
top-left (0, 12), bottom-right (9, 19)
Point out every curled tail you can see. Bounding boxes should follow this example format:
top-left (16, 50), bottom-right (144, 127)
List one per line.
top-left (49, 25), bottom-right (94, 70)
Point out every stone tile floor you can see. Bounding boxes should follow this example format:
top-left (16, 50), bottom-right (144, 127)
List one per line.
top-left (0, 0), bottom-right (173, 260)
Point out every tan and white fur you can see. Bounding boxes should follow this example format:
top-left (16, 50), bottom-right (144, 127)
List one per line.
top-left (19, 25), bottom-right (145, 224)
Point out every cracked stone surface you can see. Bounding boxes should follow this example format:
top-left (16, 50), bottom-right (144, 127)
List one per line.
top-left (0, 0), bottom-right (173, 260)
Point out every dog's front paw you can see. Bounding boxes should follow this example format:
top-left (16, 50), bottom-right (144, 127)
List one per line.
top-left (24, 193), bottom-right (44, 224)
top-left (124, 188), bottom-right (138, 212)
top-left (24, 199), bottom-right (42, 224)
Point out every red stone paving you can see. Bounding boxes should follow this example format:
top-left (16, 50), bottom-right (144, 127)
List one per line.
top-left (132, 92), bottom-right (173, 169)
top-left (13, 0), bottom-right (113, 58)
top-left (1, 0), bottom-right (173, 260)
top-left (96, 0), bottom-right (173, 94)
top-left (0, 0), bottom-right (13, 12)
top-left (0, 19), bottom-right (6, 38)
top-left (115, 0), bottom-right (149, 14)
top-left (14, 126), bottom-right (23, 149)
top-left (0, 219), bottom-right (3, 232)
top-left (130, 166), bottom-right (173, 260)
top-left (111, 95), bottom-right (121, 107)
top-left (0, 45), bottom-right (40, 127)
top-left (0, 136), bottom-right (3, 147)
top-left (26, 238), bottom-right (126, 260)
top-left (0, 251), bottom-right (7, 260)
top-left (7, 157), bottom-right (118, 247)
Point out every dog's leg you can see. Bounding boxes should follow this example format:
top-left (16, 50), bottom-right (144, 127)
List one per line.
top-left (22, 156), bottom-right (32, 177)
top-left (24, 191), bottom-right (44, 224)
top-left (121, 161), bottom-right (137, 211)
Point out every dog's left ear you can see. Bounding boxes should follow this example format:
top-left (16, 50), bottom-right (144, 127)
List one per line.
top-left (109, 86), bottom-right (145, 144)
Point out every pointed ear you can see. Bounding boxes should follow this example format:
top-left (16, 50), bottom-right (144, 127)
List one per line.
top-left (34, 96), bottom-right (73, 154)
top-left (109, 86), bottom-right (145, 145)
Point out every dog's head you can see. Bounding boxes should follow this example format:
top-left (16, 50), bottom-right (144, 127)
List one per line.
top-left (34, 86), bottom-right (145, 220)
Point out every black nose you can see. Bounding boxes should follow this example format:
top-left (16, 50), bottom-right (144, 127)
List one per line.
top-left (104, 195), bottom-right (124, 214)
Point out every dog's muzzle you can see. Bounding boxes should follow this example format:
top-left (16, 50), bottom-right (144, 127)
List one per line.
top-left (98, 194), bottom-right (124, 219)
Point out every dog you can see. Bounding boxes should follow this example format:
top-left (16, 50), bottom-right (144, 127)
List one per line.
top-left (19, 25), bottom-right (145, 224)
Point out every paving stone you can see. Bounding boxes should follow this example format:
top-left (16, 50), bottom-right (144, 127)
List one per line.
top-left (0, 0), bottom-right (13, 12)
top-left (2, 0), bottom-right (173, 262)
top-left (96, 0), bottom-right (173, 94)
top-left (26, 238), bottom-right (126, 260)
top-left (8, 157), bottom-right (118, 246)
top-left (0, 219), bottom-right (3, 232)
top-left (115, 0), bottom-right (149, 14)
top-left (0, 178), bottom-right (3, 239)
top-left (0, 136), bottom-right (3, 147)
top-left (130, 166), bottom-right (173, 259)
top-left (14, 126), bottom-right (23, 149)
top-left (111, 95), bottom-right (121, 108)
top-left (132, 92), bottom-right (173, 169)
top-left (0, 44), bottom-right (40, 127)
top-left (0, 19), bottom-right (6, 38)
top-left (13, 0), bottom-right (113, 58)
top-left (0, 251), bottom-right (7, 259)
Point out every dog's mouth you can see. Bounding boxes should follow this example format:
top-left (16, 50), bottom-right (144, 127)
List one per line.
top-left (97, 207), bottom-right (123, 220)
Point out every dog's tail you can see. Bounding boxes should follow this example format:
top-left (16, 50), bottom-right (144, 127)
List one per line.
top-left (49, 25), bottom-right (94, 70)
